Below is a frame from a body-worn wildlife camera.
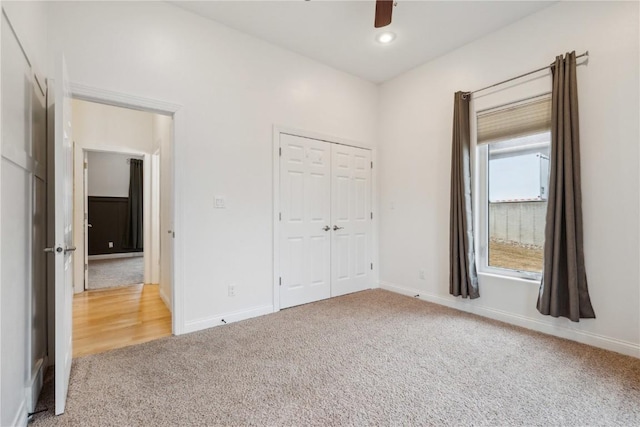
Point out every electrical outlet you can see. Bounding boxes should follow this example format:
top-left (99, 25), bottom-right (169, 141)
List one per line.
top-left (228, 284), bottom-right (236, 297)
top-left (108, 241), bottom-right (114, 248)
top-left (419, 270), bottom-right (425, 280)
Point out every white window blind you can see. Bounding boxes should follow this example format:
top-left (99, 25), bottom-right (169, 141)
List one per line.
top-left (477, 95), bottom-right (552, 145)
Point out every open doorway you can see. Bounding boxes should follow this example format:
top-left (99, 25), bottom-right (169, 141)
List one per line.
top-left (71, 98), bottom-right (174, 357)
top-left (85, 150), bottom-right (145, 290)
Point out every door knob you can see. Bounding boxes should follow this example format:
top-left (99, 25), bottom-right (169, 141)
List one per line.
top-left (88, 224), bottom-right (92, 228)
top-left (333, 225), bottom-right (344, 231)
top-left (322, 226), bottom-right (330, 231)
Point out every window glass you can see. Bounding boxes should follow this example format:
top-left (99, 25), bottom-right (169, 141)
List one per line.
top-left (487, 132), bottom-right (550, 273)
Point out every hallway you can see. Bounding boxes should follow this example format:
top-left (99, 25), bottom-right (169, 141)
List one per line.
top-left (87, 256), bottom-right (145, 290)
top-left (73, 284), bottom-right (171, 358)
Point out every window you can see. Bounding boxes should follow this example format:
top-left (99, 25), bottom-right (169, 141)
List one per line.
top-left (476, 95), bottom-right (551, 279)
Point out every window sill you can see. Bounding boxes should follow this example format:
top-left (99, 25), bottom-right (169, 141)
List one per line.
top-left (478, 271), bottom-right (541, 285)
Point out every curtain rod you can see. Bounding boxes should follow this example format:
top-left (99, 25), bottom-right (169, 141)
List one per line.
top-left (464, 51), bottom-right (588, 99)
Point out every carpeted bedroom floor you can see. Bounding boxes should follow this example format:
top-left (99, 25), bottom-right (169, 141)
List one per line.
top-left (87, 256), bottom-right (144, 290)
top-left (31, 289), bottom-right (640, 426)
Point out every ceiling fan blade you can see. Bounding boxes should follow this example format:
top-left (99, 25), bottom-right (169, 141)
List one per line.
top-left (374, 0), bottom-right (393, 28)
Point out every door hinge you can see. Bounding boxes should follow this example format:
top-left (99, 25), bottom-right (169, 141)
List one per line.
top-left (85, 264), bottom-right (88, 271)
top-left (371, 263), bottom-right (373, 270)
top-left (84, 161), bottom-right (88, 170)
top-left (279, 147), bottom-right (282, 157)
top-left (370, 212), bottom-right (373, 220)
top-left (279, 277), bottom-right (282, 286)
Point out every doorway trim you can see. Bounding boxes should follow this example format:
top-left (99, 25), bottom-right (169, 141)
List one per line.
top-left (271, 125), bottom-right (379, 312)
top-left (70, 82), bottom-right (185, 335)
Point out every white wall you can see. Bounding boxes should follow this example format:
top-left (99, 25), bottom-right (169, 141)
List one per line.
top-left (378, 1), bottom-right (640, 357)
top-left (73, 99), bottom-right (154, 153)
top-left (46, 1), bottom-right (378, 332)
top-left (71, 98), bottom-right (158, 292)
top-left (1, 1), bottom-right (48, 77)
top-left (87, 151), bottom-right (142, 197)
top-left (1, 3), bottom-right (49, 426)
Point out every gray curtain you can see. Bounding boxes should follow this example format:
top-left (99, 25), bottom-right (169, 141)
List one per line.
top-left (124, 159), bottom-right (144, 250)
top-left (537, 52), bottom-right (595, 321)
top-left (450, 91), bottom-right (479, 299)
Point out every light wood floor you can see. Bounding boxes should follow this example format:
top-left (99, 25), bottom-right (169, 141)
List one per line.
top-left (73, 284), bottom-right (172, 358)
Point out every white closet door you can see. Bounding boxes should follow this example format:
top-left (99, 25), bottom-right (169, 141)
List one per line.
top-left (280, 134), bottom-right (332, 309)
top-left (331, 144), bottom-right (372, 297)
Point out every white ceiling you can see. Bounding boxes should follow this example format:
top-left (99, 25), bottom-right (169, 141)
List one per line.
top-left (171, 1), bottom-right (554, 83)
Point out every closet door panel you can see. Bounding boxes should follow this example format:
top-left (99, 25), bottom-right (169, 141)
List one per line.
top-left (279, 134), bottom-right (331, 309)
top-left (331, 145), bottom-right (372, 297)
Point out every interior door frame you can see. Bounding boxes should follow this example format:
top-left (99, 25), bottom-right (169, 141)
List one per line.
top-left (69, 83), bottom-right (185, 335)
top-left (272, 125), bottom-right (379, 312)
top-left (79, 146), bottom-right (151, 291)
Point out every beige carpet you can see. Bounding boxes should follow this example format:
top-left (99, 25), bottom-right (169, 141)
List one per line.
top-left (87, 256), bottom-right (144, 290)
top-left (32, 290), bottom-right (640, 426)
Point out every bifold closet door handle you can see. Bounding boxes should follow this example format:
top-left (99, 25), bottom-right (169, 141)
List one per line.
top-left (322, 226), bottom-right (330, 231)
top-left (333, 225), bottom-right (344, 231)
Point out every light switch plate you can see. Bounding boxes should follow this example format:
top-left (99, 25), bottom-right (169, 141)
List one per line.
top-left (214, 196), bottom-right (226, 209)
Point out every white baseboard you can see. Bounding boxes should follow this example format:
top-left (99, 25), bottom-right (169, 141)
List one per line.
top-left (26, 358), bottom-right (45, 413)
top-left (88, 252), bottom-right (143, 261)
top-left (10, 397), bottom-right (28, 427)
top-left (158, 285), bottom-right (171, 313)
top-left (379, 281), bottom-right (640, 359)
top-left (183, 304), bottom-right (274, 334)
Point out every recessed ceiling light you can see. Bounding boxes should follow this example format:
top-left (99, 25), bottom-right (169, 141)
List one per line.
top-left (376, 32), bottom-right (396, 44)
